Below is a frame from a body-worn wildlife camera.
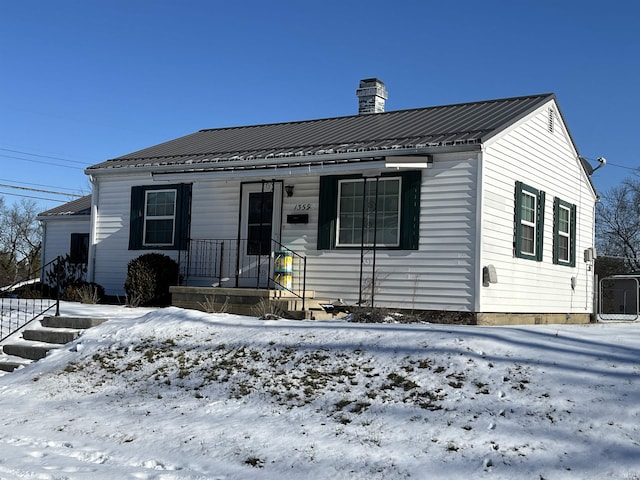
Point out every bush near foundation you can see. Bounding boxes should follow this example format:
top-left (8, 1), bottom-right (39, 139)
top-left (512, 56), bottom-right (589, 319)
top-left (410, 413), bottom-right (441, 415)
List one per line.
top-left (124, 253), bottom-right (179, 307)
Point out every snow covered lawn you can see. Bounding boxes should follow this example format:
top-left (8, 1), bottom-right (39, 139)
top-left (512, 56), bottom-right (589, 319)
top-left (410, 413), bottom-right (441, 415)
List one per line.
top-left (0, 302), bottom-right (639, 479)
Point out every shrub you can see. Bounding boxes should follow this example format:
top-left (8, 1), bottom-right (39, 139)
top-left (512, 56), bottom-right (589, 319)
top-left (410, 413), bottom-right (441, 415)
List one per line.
top-left (124, 253), bottom-right (179, 307)
top-left (62, 281), bottom-right (105, 304)
top-left (45, 255), bottom-right (87, 294)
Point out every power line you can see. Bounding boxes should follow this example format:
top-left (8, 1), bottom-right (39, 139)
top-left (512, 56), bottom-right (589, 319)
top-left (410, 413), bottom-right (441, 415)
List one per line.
top-left (0, 178), bottom-right (84, 193)
top-left (0, 147), bottom-right (90, 166)
top-left (0, 191), bottom-right (68, 203)
top-left (0, 153), bottom-right (84, 170)
top-left (0, 183), bottom-right (83, 198)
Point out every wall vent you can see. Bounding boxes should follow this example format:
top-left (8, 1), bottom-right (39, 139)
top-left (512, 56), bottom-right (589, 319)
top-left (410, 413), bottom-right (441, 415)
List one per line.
top-left (548, 107), bottom-right (555, 133)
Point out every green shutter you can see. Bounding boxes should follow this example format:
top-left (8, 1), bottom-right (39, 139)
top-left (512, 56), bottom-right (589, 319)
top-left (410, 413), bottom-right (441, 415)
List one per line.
top-left (399, 170), bottom-right (421, 250)
top-left (514, 181), bottom-right (523, 256)
top-left (536, 190), bottom-right (545, 261)
top-left (552, 197), bottom-right (560, 264)
top-left (175, 183), bottom-right (192, 250)
top-left (317, 176), bottom-right (338, 250)
top-left (129, 186), bottom-right (145, 250)
top-left (570, 204), bottom-right (577, 267)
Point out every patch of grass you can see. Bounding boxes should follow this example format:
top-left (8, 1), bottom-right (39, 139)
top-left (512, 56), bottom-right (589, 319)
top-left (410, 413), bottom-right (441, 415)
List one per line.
top-left (244, 457), bottom-right (264, 468)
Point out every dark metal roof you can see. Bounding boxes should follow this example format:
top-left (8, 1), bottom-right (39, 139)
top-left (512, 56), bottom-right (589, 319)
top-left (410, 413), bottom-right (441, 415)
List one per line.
top-left (38, 195), bottom-right (92, 218)
top-left (87, 93), bottom-right (556, 172)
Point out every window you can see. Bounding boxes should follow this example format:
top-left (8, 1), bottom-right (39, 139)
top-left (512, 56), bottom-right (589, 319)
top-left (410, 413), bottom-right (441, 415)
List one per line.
top-left (514, 182), bottom-right (545, 261)
top-left (69, 233), bottom-right (89, 264)
top-left (318, 170), bottom-right (421, 250)
top-left (337, 177), bottom-right (401, 247)
top-left (129, 184), bottom-right (191, 250)
top-left (553, 198), bottom-right (576, 266)
top-left (144, 189), bottom-right (176, 246)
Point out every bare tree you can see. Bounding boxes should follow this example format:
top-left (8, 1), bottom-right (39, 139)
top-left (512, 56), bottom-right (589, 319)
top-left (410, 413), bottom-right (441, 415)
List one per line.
top-left (595, 176), bottom-right (640, 273)
top-left (0, 198), bottom-right (42, 285)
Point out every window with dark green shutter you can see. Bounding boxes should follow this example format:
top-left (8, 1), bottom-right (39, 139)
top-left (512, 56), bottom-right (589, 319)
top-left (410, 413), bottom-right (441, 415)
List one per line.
top-left (317, 170), bottom-right (420, 250)
top-left (553, 198), bottom-right (576, 266)
top-left (514, 182), bottom-right (545, 261)
top-left (129, 184), bottom-right (191, 250)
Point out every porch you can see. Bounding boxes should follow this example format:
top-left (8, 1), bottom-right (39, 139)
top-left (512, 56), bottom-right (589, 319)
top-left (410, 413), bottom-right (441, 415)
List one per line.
top-left (173, 238), bottom-right (338, 319)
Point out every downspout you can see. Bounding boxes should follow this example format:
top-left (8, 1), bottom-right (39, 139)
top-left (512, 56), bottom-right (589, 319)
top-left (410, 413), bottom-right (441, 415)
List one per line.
top-left (87, 175), bottom-right (99, 284)
top-left (39, 220), bottom-right (47, 283)
top-left (473, 150), bottom-right (484, 316)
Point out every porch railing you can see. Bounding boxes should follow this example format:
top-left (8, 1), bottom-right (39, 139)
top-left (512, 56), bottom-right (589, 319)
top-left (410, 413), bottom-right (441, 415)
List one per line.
top-left (0, 257), bottom-right (61, 342)
top-left (181, 238), bottom-right (307, 310)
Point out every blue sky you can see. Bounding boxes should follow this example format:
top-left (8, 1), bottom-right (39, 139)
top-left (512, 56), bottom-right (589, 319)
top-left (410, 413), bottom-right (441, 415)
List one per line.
top-left (1, 0), bottom-right (638, 212)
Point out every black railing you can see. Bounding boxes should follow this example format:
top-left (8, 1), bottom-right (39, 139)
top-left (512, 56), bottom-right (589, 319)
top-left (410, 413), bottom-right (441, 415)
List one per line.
top-left (0, 256), bottom-right (60, 343)
top-left (182, 238), bottom-right (307, 310)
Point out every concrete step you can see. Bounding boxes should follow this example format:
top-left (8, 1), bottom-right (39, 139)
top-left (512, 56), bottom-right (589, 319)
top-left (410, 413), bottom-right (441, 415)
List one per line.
top-left (41, 316), bottom-right (109, 329)
top-left (2, 343), bottom-right (60, 361)
top-left (0, 356), bottom-right (32, 373)
top-left (22, 328), bottom-right (80, 345)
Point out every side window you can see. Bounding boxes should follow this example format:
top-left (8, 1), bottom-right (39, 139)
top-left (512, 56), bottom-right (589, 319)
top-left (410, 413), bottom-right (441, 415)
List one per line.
top-left (553, 198), bottom-right (576, 266)
top-left (69, 233), bottom-right (89, 264)
top-left (318, 170), bottom-right (421, 250)
top-left (514, 181), bottom-right (545, 261)
top-left (129, 184), bottom-right (191, 250)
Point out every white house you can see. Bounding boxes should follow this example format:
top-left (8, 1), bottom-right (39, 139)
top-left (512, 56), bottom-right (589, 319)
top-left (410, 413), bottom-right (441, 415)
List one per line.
top-left (82, 80), bottom-right (599, 324)
top-left (38, 195), bottom-right (91, 270)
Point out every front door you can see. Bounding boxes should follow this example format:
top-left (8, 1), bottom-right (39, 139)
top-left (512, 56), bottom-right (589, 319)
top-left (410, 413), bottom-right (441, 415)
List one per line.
top-left (238, 181), bottom-right (282, 287)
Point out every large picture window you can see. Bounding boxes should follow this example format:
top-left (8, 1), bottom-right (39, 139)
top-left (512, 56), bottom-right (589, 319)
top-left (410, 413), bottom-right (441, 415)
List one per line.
top-left (514, 181), bottom-right (545, 261)
top-left (129, 183), bottom-right (191, 250)
top-left (318, 170), bottom-right (420, 250)
top-left (553, 198), bottom-right (576, 266)
top-left (337, 177), bottom-right (401, 247)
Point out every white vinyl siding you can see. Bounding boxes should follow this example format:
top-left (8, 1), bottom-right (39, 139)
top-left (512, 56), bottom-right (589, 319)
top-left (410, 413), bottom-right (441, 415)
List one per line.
top-left (479, 100), bottom-right (597, 314)
top-left (40, 217), bottom-right (90, 274)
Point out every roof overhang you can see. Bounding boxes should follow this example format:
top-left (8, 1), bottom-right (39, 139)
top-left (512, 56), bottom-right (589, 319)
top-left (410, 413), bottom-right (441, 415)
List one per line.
top-left (86, 144), bottom-right (479, 178)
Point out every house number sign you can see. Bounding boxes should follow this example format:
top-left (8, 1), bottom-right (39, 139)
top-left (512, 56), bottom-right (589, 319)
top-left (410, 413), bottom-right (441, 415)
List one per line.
top-left (293, 203), bottom-right (312, 211)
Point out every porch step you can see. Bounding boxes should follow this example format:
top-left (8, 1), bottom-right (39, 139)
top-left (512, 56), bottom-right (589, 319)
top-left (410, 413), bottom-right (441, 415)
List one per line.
top-left (41, 316), bottom-right (109, 329)
top-left (22, 328), bottom-right (80, 345)
top-left (2, 343), bottom-right (53, 361)
top-left (0, 315), bottom-right (109, 374)
top-left (0, 354), bottom-right (31, 373)
top-left (170, 286), bottom-right (347, 320)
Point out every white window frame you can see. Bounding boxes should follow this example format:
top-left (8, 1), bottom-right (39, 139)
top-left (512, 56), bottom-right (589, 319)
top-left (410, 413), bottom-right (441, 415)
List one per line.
top-left (143, 189), bottom-right (177, 247)
top-left (557, 203), bottom-right (571, 263)
top-left (336, 177), bottom-right (402, 248)
top-left (520, 190), bottom-right (537, 256)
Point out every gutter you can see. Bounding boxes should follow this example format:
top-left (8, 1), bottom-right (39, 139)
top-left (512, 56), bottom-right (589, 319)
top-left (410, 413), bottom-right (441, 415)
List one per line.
top-left (85, 144), bottom-right (481, 177)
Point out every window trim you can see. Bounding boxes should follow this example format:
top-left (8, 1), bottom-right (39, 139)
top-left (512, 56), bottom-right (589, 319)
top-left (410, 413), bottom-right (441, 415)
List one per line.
top-left (143, 189), bottom-right (177, 247)
top-left (335, 176), bottom-right (402, 248)
top-left (129, 183), bottom-right (191, 251)
top-left (318, 170), bottom-right (420, 251)
top-left (514, 181), bottom-right (545, 261)
top-left (553, 198), bottom-right (576, 266)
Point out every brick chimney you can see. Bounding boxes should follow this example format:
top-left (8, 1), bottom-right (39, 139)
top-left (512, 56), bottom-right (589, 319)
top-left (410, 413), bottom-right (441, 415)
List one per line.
top-left (356, 78), bottom-right (388, 114)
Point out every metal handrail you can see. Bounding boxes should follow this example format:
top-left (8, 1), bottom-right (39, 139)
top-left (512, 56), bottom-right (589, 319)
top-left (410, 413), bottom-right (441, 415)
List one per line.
top-left (0, 256), bottom-right (61, 343)
top-left (182, 238), bottom-right (308, 311)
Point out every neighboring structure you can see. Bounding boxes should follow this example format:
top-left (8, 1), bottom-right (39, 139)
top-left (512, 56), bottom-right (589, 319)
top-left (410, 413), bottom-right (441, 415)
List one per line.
top-left (38, 195), bottom-right (91, 270)
top-left (80, 81), bottom-right (599, 324)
